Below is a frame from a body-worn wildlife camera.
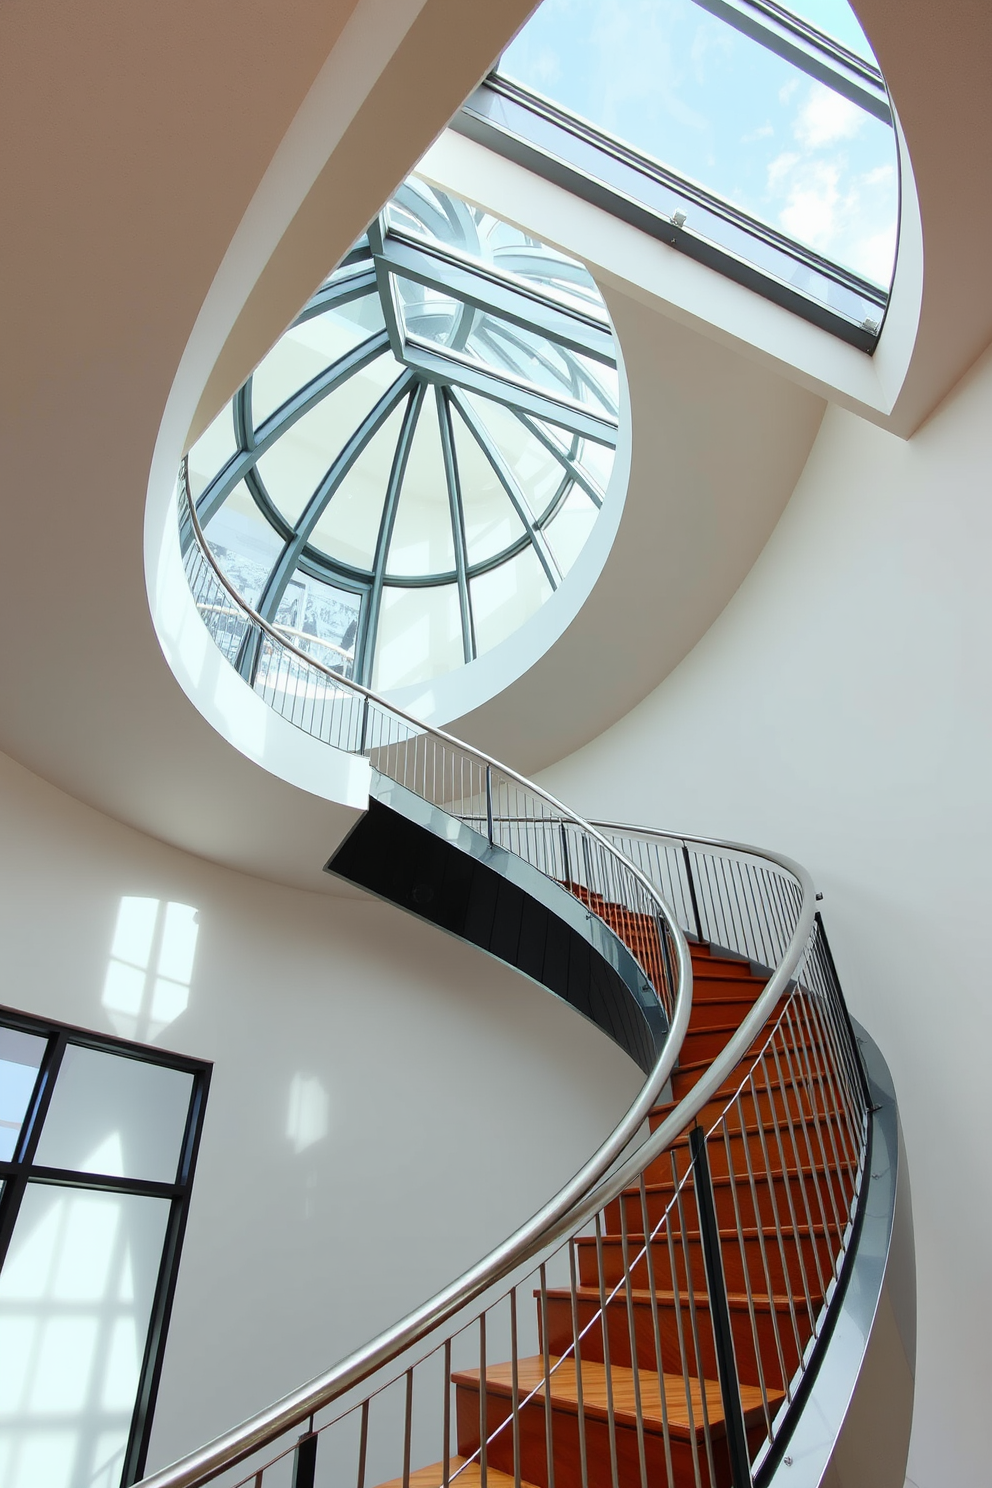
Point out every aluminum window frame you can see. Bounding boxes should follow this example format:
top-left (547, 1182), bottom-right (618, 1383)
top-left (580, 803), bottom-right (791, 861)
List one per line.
top-left (191, 195), bottom-right (620, 690)
top-left (468, 0), bottom-right (896, 349)
top-left (0, 1005), bottom-right (211, 1488)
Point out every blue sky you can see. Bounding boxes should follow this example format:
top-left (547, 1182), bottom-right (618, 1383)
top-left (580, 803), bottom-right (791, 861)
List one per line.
top-left (500, 0), bottom-right (897, 286)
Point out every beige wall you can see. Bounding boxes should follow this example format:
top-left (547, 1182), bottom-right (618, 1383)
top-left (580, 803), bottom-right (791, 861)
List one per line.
top-left (539, 344), bottom-right (992, 1488)
top-left (0, 750), bottom-right (641, 1475)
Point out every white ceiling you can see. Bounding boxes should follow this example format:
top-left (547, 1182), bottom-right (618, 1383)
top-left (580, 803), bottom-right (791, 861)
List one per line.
top-left (0, 0), bottom-right (988, 890)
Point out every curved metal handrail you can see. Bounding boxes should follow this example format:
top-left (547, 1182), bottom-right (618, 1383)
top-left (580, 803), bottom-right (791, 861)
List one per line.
top-left (143, 475), bottom-right (864, 1488)
top-left (139, 475), bottom-right (695, 1487)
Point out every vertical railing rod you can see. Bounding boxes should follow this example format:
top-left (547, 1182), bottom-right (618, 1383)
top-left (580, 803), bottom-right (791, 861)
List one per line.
top-left (681, 842), bottom-right (704, 942)
top-left (689, 1127), bottom-right (753, 1488)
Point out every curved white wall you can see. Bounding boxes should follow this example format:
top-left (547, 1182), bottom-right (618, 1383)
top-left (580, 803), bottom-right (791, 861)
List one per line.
top-left (538, 345), bottom-right (992, 1488)
top-left (0, 749), bottom-right (642, 1475)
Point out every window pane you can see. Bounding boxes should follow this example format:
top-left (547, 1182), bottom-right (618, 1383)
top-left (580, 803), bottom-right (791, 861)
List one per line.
top-left (0, 1184), bottom-right (170, 1488)
top-left (373, 585), bottom-right (464, 690)
top-left (0, 1029), bottom-right (46, 1163)
top-left (274, 572), bottom-right (361, 677)
top-left (203, 482), bottom-right (283, 612)
top-left (543, 484), bottom-right (599, 576)
top-left (251, 294), bottom-right (385, 429)
top-left (34, 1046), bottom-right (192, 1185)
top-left (386, 400), bottom-right (456, 577)
top-left (783, 0), bottom-right (878, 62)
top-left (185, 405), bottom-right (237, 501)
top-left (471, 547), bottom-right (553, 658)
top-left (462, 394), bottom-right (569, 519)
top-left (308, 403), bottom-right (405, 571)
top-left (500, 0), bottom-right (897, 284)
top-left (255, 354), bottom-right (401, 529)
top-left (452, 410), bottom-right (527, 568)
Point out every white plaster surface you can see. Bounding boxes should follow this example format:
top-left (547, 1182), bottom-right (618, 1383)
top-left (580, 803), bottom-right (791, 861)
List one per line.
top-left (0, 749), bottom-right (641, 1475)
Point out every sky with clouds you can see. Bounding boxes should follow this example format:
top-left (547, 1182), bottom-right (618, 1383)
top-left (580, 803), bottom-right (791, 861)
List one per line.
top-left (500, 0), bottom-right (897, 287)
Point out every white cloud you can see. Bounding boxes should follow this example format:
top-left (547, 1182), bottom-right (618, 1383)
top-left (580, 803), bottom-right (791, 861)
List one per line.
top-left (741, 123), bottom-right (774, 144)
top-left (849, 227), bottom-right (898, 286)
top-left (794, 83), bottom-right (865, 148)
top-left (779, 161), bottom-right (842, 247)
top-left (767, 151), bottom-right (800, 190)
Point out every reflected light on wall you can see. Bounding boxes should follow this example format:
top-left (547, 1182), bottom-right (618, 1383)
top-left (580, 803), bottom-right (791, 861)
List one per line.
top-left (0, 1183), bottom-right (169, 1488)
top-left (101, 898), bottom-right (199, 1041)
top-left (286, 1074), bottom-right (329, 1154)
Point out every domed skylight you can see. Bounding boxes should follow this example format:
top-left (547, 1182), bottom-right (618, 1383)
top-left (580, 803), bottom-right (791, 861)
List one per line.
top-left (184, 181), bottom-right (619, 695)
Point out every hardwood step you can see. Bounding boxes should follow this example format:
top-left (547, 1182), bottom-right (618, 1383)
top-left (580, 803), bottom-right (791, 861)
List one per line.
top-left (376, 1460), bottom-right (540, 1488)
top-left (454, 1356), bottom-right (780, 1488)
top-left (650, 1074), bottom-right (854, 1136)
top-left (540, 1285), bottom-right (817, 1390)
top-left (573, 1225), bottom-right (839, 1297)
top-left (605, 1162), bottom-right (855, 1234)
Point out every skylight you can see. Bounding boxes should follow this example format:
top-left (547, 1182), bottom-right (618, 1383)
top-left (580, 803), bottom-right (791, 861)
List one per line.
top-left (183, 182), bottom-right (619, 696)
top-left (455, 0), bottom-right (896, 346)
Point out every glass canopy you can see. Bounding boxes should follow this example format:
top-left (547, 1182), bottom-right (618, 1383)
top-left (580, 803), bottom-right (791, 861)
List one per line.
top-left (185, 182), bottom-right (619, 694)
top-left (458, 0), bottom-right (897, 344)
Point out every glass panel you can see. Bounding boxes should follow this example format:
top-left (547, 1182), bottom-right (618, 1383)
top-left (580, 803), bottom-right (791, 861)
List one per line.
top-left (0, 1029), bottom-right (46, 1163)
top-left (470, 547), bottom-right (553, 658)
top-left (251, 293), bottom-right (385, 428)
top-left (542, 484), bottom-right (599, 575)
top-left (274, 572), bottom-right (361, 677)
top-left (462, 394), bottom-right (568, 519)
top-left (308, 403), bottom-right (405, 571)
top-left (397, 283), bottom-right (618, 420)
top-left (373, 585), bottom-right (464, 690)
top-left (452, 409), bottom-right (527, 568)
top-left (185, 405), bottom-right (237, 501)
top-left (254, 354), bottom-right (401, 529)
top-left (0, 1184), bottom-right (170, 1488)
top-left (386, 399), bottom-right (456, 578)
top-left (499, 0), bottom-right (897, 284)
top-left (203, 482), bottom-right (283, 611)
top-left (34, 1046), bottom-right (192, 1185)
top-left (783, 0), bottom-right (879, 61)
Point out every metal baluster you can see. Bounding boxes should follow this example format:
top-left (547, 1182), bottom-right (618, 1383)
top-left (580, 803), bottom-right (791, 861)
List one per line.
top-left (479, 1315), bottom-right (488, 1488)
top-left (538, 1265), bottom-right (556, 1488)
top-left (290, 1421), bottom-right (317, 1488)
top-left (509, 1289), bottom-right (521, 1488)
top-left (619, 1197), bottom-right (650, 1488)
top-left (443, 1339), bottom-right (452, 1488)
top-left (567, 1244), bottom-right (590, 1488)
top-left (688, 1129), bottom-right (752, 1488)
top-left (681, 843), bottom-right (704, 942)
top-left (403, 1370), bottom-right (414, 1488)
top-left (593, 1216), bottom-right (621, 1488)
top-left (637, 1180), bottom-right (677, 1488)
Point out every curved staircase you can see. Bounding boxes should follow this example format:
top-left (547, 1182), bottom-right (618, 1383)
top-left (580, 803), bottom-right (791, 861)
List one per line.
top-left (134, 476), bottom-right (906, 1488)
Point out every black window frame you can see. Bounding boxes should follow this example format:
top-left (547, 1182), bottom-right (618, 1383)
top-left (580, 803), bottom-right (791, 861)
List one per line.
top-left (0, 1004), bottom-right (212, 1487)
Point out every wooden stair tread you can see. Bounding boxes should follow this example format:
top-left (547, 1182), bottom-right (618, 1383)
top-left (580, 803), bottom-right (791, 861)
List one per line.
top-left (453, 1356), bottom-right (780, 1442)
top-left (543, 1284), bottom-right (824, 1312)
top-left (376, 1459), bottom-right (541, 1488)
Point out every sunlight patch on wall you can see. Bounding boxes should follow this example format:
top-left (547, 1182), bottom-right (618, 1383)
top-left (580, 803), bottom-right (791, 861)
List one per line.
top-left (287, 1073), bottom-right (330, 1154)
top-left (102, 898), bottom-right (199, 1041)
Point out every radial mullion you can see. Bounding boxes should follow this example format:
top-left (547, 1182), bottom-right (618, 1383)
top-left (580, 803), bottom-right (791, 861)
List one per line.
top-left (450, 388), bottom-right (561, 586)
top-left (357, 380), bottom-right (427, 685)
top-left (436, 385), bottom-right (475, 663)
top-left (256, 370), bottom-right (414, 627)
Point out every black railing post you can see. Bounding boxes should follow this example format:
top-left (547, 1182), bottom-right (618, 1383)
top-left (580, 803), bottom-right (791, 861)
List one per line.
top-left (681, 842), bottom-right (704, 941)
top-left (690, 1125), bottom-right (753, 1488)
top-left (559, 820), bottom-right (571, 885)
top-left (291, 1428), bottom-right (318, 1488)
top-left (360, 694), bottom-right (370, 756)
top-left (485, 764), bottom-right (494, 846)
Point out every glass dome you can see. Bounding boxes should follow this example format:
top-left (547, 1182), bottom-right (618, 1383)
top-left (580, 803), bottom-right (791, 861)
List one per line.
top-left (184, 180), bottom-right (620, 694)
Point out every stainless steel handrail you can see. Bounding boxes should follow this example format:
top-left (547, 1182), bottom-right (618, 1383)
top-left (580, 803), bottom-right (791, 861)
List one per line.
top-left (144, 478), bottom-right (844, 1488)
top-left (139, 478), bottom-right (695, 1488)
top-left (177, 467), bottom-right (681, 977)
